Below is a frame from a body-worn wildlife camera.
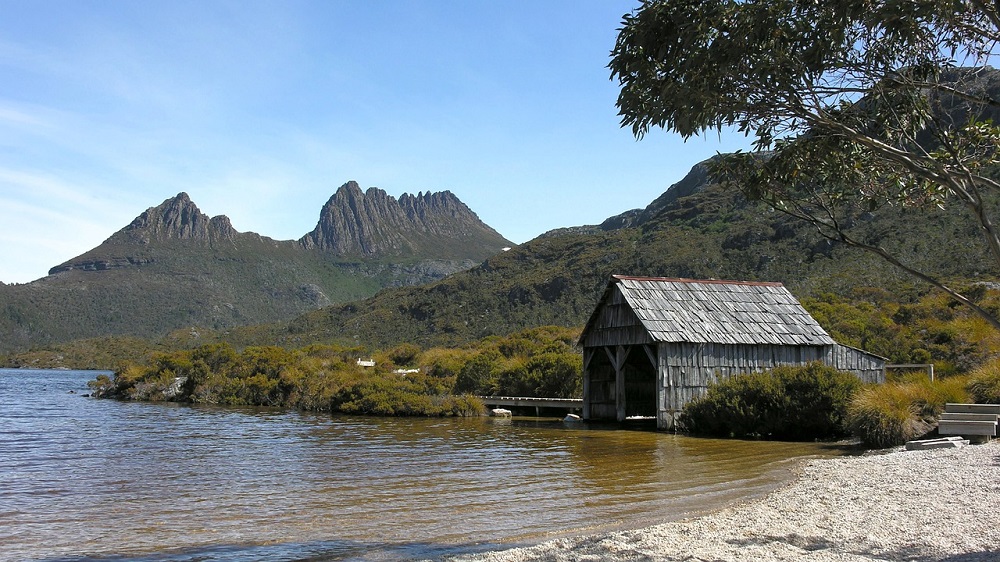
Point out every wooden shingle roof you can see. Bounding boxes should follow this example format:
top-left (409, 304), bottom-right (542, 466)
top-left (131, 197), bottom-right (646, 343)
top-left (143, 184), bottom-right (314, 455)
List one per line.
top-left (582, 275), bottom-right (835, 346)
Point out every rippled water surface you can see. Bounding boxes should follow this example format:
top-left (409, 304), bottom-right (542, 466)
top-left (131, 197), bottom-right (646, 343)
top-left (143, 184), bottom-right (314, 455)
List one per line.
top-left (1, 369), bottom-right (848, 561)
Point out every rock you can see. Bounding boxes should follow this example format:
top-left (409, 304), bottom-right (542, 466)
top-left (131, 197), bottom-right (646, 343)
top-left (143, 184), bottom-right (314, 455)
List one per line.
top-left (49, 193), bottom-right (234, 274)
top-left (299, 182), bottom-right (509, 258)
top-left (118, 193), bottom-right (236, 243)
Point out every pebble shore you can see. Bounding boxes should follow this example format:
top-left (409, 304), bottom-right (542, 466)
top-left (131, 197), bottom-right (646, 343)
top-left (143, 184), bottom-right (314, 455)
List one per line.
top-left (453, 441), bottom-right (1000, 562)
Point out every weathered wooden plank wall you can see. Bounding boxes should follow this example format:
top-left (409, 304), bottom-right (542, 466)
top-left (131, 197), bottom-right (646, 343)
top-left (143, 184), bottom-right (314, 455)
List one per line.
top-left (825, 345), bottom-right (885, 384)
top-left (656, 342), bottom-right (885, 430)
top-left (580, 290), bottom-right (654, 348)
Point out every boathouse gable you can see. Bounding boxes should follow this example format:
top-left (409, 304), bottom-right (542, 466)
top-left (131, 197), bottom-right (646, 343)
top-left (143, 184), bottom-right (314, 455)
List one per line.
top-left (579, 276), bottom-right (886, 430)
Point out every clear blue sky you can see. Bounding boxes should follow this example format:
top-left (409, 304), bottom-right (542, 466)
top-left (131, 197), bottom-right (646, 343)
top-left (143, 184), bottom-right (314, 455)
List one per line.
top-left (0, 1), bottom-right (751, 284)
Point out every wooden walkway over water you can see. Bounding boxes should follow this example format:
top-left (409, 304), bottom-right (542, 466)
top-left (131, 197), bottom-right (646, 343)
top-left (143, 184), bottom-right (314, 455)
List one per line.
top-left (477, 396), bottom-right (583, 414)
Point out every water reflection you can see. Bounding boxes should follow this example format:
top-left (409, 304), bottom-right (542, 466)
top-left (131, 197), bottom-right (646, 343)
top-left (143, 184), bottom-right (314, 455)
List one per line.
top-left (0, 370), bottom-right (848, 561)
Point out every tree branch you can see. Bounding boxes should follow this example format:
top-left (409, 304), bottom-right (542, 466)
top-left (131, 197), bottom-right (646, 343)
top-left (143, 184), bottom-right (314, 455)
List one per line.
top-left (772, 199), bottom-right (1000, 331)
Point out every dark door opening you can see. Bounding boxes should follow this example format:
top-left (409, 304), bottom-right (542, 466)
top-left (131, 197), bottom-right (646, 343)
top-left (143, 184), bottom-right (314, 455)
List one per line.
top-left (623, 349), bottom-right (656, 418)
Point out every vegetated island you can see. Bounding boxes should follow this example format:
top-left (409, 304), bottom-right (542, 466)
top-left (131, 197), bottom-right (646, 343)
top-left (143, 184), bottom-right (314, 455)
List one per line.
top-left (87, 326), bottom-right (583, 417)
top-left (450, 441), bottom-right (1000, 562)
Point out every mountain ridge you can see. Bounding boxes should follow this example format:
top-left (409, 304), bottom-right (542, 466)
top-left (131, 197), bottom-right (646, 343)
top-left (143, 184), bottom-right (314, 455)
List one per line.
top-left (299, 181), bottom-right (505, 258)
top-left (48, 183), bottom-right (509, 275)
top-left (268, 155), bottom-right (996, 351)
top-left (3, 154), bottom-right (996, 365)
top-left (0, 182), bottom-right (512, 353)
top-left (539, 160), bottom-right (712, 238)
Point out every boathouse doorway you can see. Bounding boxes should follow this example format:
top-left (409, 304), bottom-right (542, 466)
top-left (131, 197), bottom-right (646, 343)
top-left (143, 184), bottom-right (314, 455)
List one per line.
top-left (582, 343), bottom-right (657, 422)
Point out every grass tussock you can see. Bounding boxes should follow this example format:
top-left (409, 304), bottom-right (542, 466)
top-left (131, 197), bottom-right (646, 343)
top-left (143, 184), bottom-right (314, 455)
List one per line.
top-left (966, 358), bottom-right (1000, 403)
top-left (846, 376), bottom-right (971, 448)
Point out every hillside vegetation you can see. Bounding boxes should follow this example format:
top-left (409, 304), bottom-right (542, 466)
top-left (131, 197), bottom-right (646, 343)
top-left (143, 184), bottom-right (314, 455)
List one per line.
top-left (274, 165), bottom-right (999, 356)
top-left (6, 156), bottom-right (1000, 373)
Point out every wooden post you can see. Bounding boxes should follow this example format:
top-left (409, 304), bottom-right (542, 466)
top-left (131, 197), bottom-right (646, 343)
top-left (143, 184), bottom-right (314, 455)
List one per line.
top-left (582, 348), bottom-right (593, 420)
top-left (616, 353), bottom-right (625, 422)
top-left (642, 344), bottom-right (657, 368)
top-left (603, 345), bottom-right (631, 422)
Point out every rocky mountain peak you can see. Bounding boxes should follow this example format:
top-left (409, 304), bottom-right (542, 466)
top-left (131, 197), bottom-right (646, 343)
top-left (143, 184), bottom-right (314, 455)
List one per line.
top-left (48, 193), bottom-right (238, 274)
top-left (300, 182), bottom-right (509, 259)
top-left (114, 193), bottom-right (237, 244)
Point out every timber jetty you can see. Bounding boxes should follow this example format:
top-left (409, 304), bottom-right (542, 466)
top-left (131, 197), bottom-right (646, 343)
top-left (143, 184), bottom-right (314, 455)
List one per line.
top-left (477, 396), bottom-right (583, 416)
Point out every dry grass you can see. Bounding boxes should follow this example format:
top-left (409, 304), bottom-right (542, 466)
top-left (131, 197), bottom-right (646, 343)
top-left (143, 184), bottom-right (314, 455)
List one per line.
top-left (967, 358), bottom-right (1000, 403)
top-left (846, 377), bottom-right (971, 448)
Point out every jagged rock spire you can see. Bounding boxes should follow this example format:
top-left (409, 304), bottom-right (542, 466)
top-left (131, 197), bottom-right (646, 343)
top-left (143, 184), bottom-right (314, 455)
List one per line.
top-left (300, 181), bottom-right (508, 258)
top-left (114, 193), bottom-right (236, 244)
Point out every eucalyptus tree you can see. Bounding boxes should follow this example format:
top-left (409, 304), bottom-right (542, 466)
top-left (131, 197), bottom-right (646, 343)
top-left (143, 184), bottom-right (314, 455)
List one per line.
top-left (610, 0), bottom-right (1000, 328)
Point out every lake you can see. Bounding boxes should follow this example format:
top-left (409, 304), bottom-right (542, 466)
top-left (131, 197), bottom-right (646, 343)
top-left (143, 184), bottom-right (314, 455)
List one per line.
top-left (0, 369), bottom-right (848, 561)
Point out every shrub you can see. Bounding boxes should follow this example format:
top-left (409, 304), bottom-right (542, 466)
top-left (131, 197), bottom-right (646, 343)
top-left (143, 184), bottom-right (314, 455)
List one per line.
top-left (440, 394), bottom-right (486, 417)
top-left (679, 363), bottom-right (861, 440)
top-left (454, 350), bottom-right (502, 394)
top-left (386, 343), bottom-right (422, 367)
top-left (526, 352), bottom-right (582, 397)
top-left (331, 375), bottom-right (475, 417)
top-left (419, 347), bottom-right (468, 380)
top-left (89, 325), bottom-right (581, 418)
top-left (924, 375), bottom-right (971, 415)
top-left (87, 374), bottom-right (114, 397)
top-left (494, 360), bottom-right (531, 397)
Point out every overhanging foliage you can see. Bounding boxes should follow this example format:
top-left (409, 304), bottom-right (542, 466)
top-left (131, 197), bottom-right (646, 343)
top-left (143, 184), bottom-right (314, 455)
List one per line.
top-left (611, 0), bottom-right (1000, 328)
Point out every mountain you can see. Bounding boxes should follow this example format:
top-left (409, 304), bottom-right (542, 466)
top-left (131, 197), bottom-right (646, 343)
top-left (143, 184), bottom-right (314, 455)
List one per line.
top-left (9, 70), bottom-right (1000, 367)
top-left (300, 182), bottom-right (506, 258)
top-left (0, 183), bottom-right (511, 353)
top-left (267, 158), bottom-right (996, 350)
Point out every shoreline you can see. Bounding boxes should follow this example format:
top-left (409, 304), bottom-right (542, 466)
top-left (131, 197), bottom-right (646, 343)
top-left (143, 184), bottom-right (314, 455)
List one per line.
top-left (450, 441), bottom-right (1000, 561)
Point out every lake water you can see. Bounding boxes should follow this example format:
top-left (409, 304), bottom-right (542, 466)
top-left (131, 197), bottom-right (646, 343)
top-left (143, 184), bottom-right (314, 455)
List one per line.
top-left (0, 369), bottom-right (848, 561)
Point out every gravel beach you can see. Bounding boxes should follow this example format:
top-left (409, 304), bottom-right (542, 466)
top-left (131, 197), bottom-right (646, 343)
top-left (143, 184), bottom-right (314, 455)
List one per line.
top-left (453, 441), bottom-right (1000, 562)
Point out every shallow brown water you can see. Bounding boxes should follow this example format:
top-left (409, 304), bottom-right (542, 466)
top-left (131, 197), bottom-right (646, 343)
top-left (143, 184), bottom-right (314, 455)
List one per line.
top-left (0, 369), bottom-right (849, 561)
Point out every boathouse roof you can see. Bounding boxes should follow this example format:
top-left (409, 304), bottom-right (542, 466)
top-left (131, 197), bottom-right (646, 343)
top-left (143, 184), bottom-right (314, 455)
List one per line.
top-left (580, 275), bottom-right (835, 347)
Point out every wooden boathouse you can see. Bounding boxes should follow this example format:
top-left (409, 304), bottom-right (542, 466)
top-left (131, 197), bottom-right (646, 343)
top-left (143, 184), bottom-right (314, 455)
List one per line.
top-left (579, 275), bottom-right (886, 430)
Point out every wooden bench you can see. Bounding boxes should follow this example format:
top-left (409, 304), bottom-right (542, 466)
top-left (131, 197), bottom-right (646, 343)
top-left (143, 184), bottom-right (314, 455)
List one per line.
top-left (945, 403), bottom-right (1000, 415)
top-left (938, 404), bottom-right (1000, 438)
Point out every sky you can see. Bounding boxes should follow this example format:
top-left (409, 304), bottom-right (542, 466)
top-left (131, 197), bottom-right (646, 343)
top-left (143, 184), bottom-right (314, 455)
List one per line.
top-left (0, 0), bottom-right (752, 284)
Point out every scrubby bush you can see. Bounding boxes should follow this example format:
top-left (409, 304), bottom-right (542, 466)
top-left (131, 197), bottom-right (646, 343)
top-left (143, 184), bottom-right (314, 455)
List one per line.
top-left (679, 363), bottom-right (862, 440)
top-left (845, 377), bottom-right (970, 448)
top-left (526, 352), bottom-right (582, 397)
top-left (332, 376), bottom-right (437, 416)
top-left (331, 374), bottom-right (484, 416)
top-left (386, 343), bottom-right (422, 367)
top-left (419, 347), bottom-right (469, 381)
top-left (454, 350), bottom-right (502, 394)
top-left (924, 375), bottom-right (972, 414)
top-left (91, 326), bottom-right (579, 418)
top-left (440, 394), bottom-right (486, 417)
top-left (87, 374), bottom-right (113, 396)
